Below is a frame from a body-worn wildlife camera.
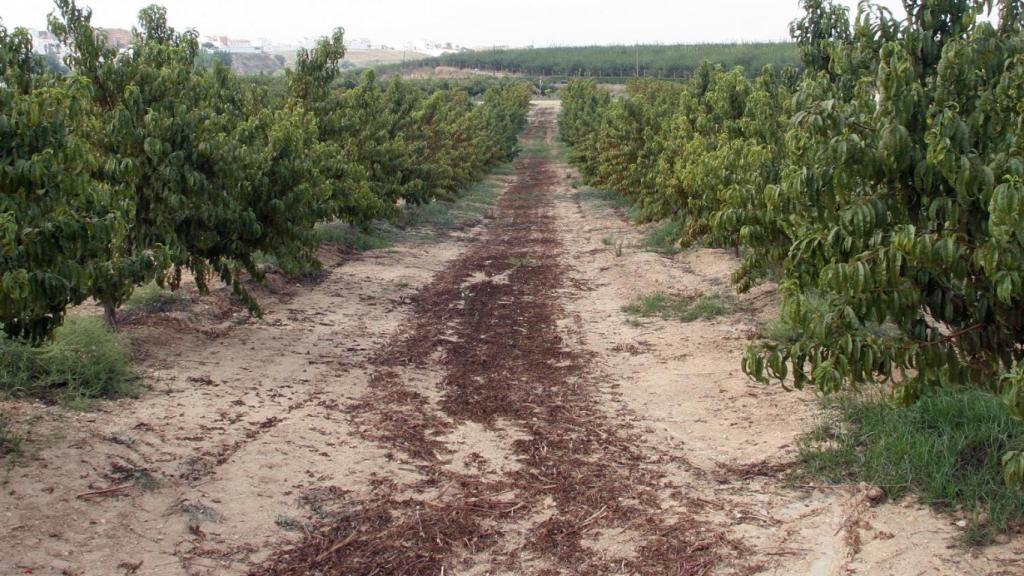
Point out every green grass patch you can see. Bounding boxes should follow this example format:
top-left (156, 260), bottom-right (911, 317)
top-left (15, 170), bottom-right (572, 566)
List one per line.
top-left (396, 177), bottom-right (503, 242)
top-left (522, 137), bottom-right (552, 159)
top-left (0, 316), bottom-right (139, 404)
top-left (459, 175), bottom-right (504, 208)
top-left (574, 187), bottom-right (632, 210)
top-left (315, 221), bottom-right (393, 251)
top-left (551, 139), bottom-right (571, 164)
top-left (403, 201), bottom-right (458, 230)
top-left (800, 388), bottom-right (1024, 545)
top-left (334, 174), bottom-right (505, 249)
top-left (644, 219), bottom-right (684, 255)
top-left (125, 282), bottom-right (189, 314)
top-left (523, 136), bottom-right (569, 163)
top-left (489, 161), bottom-right (516, 176)
top-left (285, 167), bottom-right (508, 267)
top-left (623, 292), bottom-right (733, 322)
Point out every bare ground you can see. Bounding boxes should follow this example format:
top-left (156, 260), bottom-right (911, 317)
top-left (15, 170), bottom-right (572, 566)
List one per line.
top-left (2, 102), bottom-right (1023, 576)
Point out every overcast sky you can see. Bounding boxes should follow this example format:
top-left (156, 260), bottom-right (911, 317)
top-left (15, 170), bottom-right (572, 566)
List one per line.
top-left (7, 1), bottom-right (909, 48)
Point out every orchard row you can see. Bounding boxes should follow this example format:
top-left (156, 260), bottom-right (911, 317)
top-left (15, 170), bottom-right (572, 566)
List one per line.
top-left (559, 0), bottom-right (1024, 483)
top-left (1, 1), bottom-right (532, 340)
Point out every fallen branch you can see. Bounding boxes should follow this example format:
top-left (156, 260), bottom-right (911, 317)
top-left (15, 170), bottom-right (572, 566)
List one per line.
top-left (76, 484), bottom-right (132, 499)
top-left (314, 529), bottom-right (359, 563)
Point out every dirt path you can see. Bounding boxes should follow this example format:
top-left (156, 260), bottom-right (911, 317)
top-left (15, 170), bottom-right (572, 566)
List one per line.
top-left (2, 103), bottom-right (1023, 576)
top-left (255, 104), bottom-right (746, 576)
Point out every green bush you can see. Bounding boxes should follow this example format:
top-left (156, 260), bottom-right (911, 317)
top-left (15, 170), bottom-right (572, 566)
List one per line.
top-left (801, 388), bottom-right (1024, 545)
top-left (0, 316), bottom-right (139, 402)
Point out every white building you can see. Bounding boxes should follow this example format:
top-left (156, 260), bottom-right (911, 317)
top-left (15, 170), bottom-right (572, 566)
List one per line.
top-left (199, 34), bottom-right (228, 51)
top-left (348, 37), bottom-right (373, 50)
top-left (28, 29), bottom-right (62, 56)
top-left (220, 36), bottom-right (257, 53)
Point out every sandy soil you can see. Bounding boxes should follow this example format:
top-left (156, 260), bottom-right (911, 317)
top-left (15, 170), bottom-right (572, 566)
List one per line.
top-left (1, 102), bottom-right (1022, 576)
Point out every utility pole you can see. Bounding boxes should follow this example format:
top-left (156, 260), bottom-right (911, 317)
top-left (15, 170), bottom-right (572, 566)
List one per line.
top-left (635, 42), bottom-right (640, 78)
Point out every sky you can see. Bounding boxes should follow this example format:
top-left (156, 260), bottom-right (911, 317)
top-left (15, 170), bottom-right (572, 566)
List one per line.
top-left (6, 0), bottom-right (910, 48)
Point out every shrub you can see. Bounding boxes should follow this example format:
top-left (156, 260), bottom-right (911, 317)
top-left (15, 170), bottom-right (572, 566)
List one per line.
top-left (0, 316), bottom-right (139, 402)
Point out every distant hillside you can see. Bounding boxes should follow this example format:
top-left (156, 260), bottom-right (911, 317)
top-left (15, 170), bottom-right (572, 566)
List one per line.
top-left (401, 43), bottom-right (801, 79)
top-left (346, 48), bottom-right (432, 67)
top-left (230, 52), bottom-right (287, 76)
top-left (269, 48), bottom-right (432, 71)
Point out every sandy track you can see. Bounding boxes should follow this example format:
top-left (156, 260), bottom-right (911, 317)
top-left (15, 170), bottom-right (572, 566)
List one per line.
top-left (256, 105), bottom-right (744, 575)
top-left (2, 103), bottom-right (1023, 575)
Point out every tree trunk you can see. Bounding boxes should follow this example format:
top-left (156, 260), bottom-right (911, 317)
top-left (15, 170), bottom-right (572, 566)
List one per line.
top-left (733, 245), bottom-right (741, 258)
top-left (102, 301), bottom-right (118, 331)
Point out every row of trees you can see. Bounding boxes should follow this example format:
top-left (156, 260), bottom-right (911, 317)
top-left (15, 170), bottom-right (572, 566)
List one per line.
top-left (560, 0), bottom-right (1024, 484)
top-left (420, 43), bottom-right (802, 79)
top-left (1, 1), bottom-right (532, 342)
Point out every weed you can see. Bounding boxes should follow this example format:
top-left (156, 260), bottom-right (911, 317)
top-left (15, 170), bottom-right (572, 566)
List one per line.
top-left (315, 221), bottom-right (392, 251)
top-left (800, 388), bottom-right (1024, 545)
top-left (276, 515), bottom-right (314, 533)
top-left (623, 292), bottom-right (733, 322)
top-left (523, 137), bottom-right (551, 159)
top-left (181, 501), bottom-right (222, 523)
top-left (427, 177), bottom-right (503, 228)
top-left (394, 176), bottom-right (504, 243)
top-left (109, 461), bottom-right (161, 491)
top-left (509, 256), bottom-right (538, 268)
top-left (0, 316), bottom-right (139, 403)
top-left (573, 187), bottom-right (632, 211)
top-left (685, 294), bottom-right (731, 321)
top-left (644, 220), bottom-right (684, 255)
top-left (551, 139), bottom-right (571, 163)
top-left (599, 234), bottom-right (628, 256)
top-left (300, 167), bottom-right (508, 260)
top-left (760, 316), bottom-right (801, 346)
top-left (125, 282), bottom-right (189, 314)
top-left (490, 161), bottom-right (516, 176)
top-left (0, 416), bottom-right (21, 459)
top-left (403, 202), bottom-right (458, 230)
